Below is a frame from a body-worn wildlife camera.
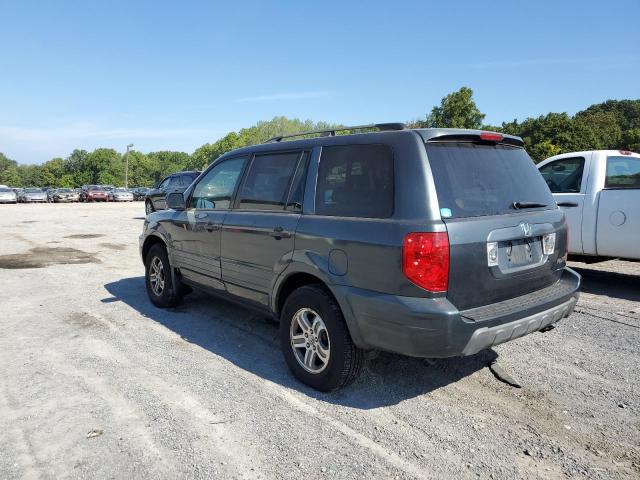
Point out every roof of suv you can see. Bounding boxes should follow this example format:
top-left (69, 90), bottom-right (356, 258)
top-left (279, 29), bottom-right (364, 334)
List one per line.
top-left (217, 126), bottom-right (524, 160)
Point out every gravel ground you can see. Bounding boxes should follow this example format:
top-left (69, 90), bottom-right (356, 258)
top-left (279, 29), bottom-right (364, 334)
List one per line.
top-left (0, 203), bottom-right (638, 480)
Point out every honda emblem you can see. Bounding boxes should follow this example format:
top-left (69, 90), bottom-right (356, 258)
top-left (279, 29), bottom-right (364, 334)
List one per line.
top-left (520, 222), bottom-right (533, 237)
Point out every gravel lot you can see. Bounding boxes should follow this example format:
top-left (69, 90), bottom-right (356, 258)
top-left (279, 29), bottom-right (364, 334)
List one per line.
top-left (0, 203), bottom-right (638, 480)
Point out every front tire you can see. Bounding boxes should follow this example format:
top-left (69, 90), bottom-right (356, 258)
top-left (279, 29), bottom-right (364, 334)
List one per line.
top-left (145, 243), bottom-right (182, 308)
top-left (280, 285), bottom-right (364, 392)
top-left (145, 200), bottom-right (154, 215)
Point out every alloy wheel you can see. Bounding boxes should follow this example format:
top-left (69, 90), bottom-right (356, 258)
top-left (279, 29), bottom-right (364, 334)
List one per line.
top-left (149, 256), bottom-right (165, 296)
top-left (290, 308), bottom-right (331, 374)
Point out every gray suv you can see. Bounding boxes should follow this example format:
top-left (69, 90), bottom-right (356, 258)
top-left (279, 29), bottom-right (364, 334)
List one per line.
top-left (139, 124), bottom-right (580, 391)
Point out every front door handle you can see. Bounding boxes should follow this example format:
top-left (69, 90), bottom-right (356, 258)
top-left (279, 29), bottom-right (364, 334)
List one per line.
top-left (269, 226), bottom-right (291, 238)
top-left (557, 202), bottom-right (579, 208)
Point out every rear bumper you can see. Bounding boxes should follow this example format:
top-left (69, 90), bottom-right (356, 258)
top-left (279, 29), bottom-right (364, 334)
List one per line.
top-left (335, 267), bottom-right (581, 358)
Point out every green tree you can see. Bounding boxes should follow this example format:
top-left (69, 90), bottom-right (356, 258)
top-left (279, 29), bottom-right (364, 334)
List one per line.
top-left (0, 152), bottom-right (21, 185)
top-left (84, 148), bottom-right (121, 185)
top-left (146, 151), bottom-right (191, 185)
top-left (40, 157), bottom-right (65, 187)
top-left (422, 87), bottom-right (485, 129)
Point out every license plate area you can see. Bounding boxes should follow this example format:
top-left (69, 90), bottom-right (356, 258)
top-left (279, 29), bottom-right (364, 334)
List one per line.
top-left (497, 237), bottom-right (545, 272)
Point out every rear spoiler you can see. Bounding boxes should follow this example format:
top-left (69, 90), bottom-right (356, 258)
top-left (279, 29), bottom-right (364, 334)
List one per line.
top-left (416, 128), bottom-right (524, 147)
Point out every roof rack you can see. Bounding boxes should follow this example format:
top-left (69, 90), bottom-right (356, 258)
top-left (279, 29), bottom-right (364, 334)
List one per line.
top-left (265, 122), bottom-right (407, 143)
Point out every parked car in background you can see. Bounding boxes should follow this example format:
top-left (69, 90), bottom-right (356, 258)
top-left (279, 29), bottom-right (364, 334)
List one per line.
top-left (46, 188), bottom-right (57, 203)
top-left (0, 187), bottom-right (18, 204)
top-left (11, 188), bottom-right (23, 199)
top-left (145, 171), bottom-right (200, 214)
top-left (109, 187), bottom-right (134, 202)
top-left (133, 187), bottom-right (150, 201)
top-left (538, 149), bottom-right (640, 261)
top-left (80, 185), bottom-right (109, 202)
top-left (0, 184), bottom-right (8, 189)
top-left (53, 188), bottom-right (80, 203)
top-left (139, 124), bottom-right (580, 391)
top-left (19, 188), bottom-right (47, 203)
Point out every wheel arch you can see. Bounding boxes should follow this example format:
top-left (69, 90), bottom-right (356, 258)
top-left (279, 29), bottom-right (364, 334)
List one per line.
top-left (272, 267), bottom-right (367, 349)
top-left (141, 233), bottom-right (167, 263)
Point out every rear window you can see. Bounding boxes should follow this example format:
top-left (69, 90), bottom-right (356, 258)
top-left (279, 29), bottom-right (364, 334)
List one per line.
top-left (605, 156), bottom-right (640, 188)
top-left (316, 144), bottom-right (394, 218)
top-left (426, 142), bottom-right (554, 219)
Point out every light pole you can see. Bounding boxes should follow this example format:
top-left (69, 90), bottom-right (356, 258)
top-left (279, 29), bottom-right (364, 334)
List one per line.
top-left (124, 144), bottom-right (134, 189)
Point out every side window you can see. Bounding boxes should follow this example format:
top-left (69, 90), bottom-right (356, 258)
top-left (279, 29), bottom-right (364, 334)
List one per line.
top-left (190, 157), bottom-right (247, 209)
top-left (183, 173), bottom-right (197, 186)
top-left (316, 144), bottom-right (394, 218)
top-left (158, 177), bottom-right (170, 190)
top-left (167, 176), bottom-right (182, 190)
top-left (605, 156), bottom-right (640, 189)
top-left (539, 157), bottom-right (585, 193)
top-left (237, 152), bottom-right (301, 210)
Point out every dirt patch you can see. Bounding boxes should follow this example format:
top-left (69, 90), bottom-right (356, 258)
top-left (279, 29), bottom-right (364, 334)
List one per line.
top-left (65, 234), bottom-right (105, 239)
top-left (21, 220), bottom-right (38, 224)
top-left (0, 247), bottom-right (100, 269)
top-left (65, 312), bottom-right (108, 330)
top-left (99, 242), bottom-right (127, 251)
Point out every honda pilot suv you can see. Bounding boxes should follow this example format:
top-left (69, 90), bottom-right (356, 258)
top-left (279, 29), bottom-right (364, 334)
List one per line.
top-left (140, 124), bottom-right (580, 391)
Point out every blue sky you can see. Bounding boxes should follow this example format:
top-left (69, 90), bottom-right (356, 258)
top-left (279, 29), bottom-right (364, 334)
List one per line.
top-left (1, 0), bottom-right (639, 164)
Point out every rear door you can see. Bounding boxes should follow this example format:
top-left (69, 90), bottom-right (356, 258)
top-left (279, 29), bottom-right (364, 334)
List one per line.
top-left (425, 141), bottom-right (566, 311)
top-left (596, 154), bottom-right (640, 259)
top-left (221, 150), bottom-right (308, 306)
top-left (538, 155), bottom-right (589, 254)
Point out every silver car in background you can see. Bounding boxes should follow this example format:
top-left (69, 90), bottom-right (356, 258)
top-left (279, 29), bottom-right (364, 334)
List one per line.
top-left (109, 187), bottom-right (134, 202)
top-left (53, 188), bottom-right (80, 203)
top-left (0, 187), bottom-right (17, 204)
top-left (19, 188), bottom-right (47, 203)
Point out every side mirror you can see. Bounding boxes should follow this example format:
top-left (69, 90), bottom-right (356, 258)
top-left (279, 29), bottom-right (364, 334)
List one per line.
top-left (167, 192), bottom-right (186, 211)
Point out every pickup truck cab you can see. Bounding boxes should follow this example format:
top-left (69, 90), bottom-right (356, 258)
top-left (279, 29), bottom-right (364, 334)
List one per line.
top-left (538, 150), bottom-right (640, 261)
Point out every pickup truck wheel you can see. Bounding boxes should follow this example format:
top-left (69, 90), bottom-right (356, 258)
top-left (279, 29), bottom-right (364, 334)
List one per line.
top-left (145, 200), bottom-right (154, 215)
top-left (280, 285), bottom-right (364, 391)
top-left (145, 243), bottom-right (182, 308)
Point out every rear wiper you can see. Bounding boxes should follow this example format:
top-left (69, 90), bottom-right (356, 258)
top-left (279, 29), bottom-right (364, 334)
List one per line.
top-left (511, 201), bottom-right (547, 209)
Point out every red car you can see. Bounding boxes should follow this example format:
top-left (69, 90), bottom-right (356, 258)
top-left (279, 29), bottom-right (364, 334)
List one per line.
top-left (81, 185), bottom-right (109, 202)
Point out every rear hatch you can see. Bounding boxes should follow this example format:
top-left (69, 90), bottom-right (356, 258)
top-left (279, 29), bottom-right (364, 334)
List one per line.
top-left (424, 135), bottom-right (566, 311)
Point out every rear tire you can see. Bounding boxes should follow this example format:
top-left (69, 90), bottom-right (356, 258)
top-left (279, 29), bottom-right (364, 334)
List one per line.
top-left (280, 285), bottom-right (364, 392)
top-left (145, 243), bottom-right (182, 308)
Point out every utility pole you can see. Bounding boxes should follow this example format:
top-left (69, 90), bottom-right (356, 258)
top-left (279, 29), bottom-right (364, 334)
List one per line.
top-left (124, 144), bottom-right (134, 189)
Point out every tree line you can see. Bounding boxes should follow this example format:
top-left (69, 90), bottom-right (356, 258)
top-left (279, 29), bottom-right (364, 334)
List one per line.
top-left (1, 88), bottom-right (639, 188)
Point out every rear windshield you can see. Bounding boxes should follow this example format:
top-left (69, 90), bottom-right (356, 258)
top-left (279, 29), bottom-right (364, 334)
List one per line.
top-left (426, 142), bottom-right (554, 219)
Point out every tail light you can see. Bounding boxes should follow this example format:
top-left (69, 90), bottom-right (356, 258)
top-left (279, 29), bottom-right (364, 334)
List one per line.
top-left (402, 232), bottom-right (449, 292)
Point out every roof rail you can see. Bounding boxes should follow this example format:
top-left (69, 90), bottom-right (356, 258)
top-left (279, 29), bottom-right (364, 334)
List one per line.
top-left (265, 122), bottom-right (407, 143)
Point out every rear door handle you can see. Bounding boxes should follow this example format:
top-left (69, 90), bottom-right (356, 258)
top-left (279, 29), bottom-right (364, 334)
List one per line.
top-left (557, 202), bottom-right (579, 208)
top-left (205, 222), bottom-right (220, 232)
top-left (269, 226), bottom-right (291, 238)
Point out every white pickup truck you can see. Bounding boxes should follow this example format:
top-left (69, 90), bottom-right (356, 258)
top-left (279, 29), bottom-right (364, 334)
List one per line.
top-left (538, 150), bottom-right (640, 261)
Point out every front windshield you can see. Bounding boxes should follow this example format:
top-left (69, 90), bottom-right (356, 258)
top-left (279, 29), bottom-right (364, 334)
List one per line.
top-left (115, 188), bottom-right (128, 192)
top-left (25, 188), bottom-right (42, 193)
top-left (58, 188), bottom-right (72, 193)
top-left (0, 188), bottom-right (10, 192)
top-left (89, 186), bottom-right (103, 191)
